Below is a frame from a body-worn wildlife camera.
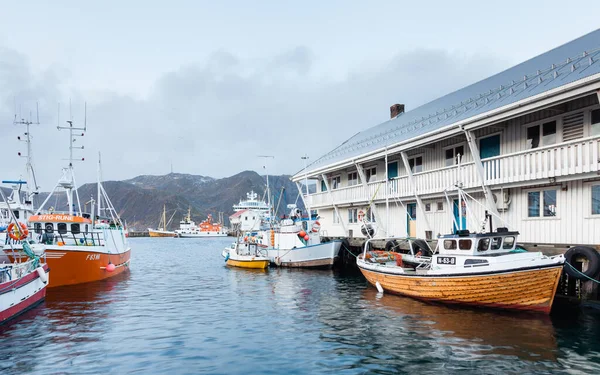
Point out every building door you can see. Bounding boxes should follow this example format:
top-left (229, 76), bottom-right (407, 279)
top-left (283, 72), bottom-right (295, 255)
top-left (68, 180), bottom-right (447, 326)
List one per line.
top-left (479, 134), bottom-right (500, 159)
top-left (453, 199), bottom-right (467, 233)
top-left (387, 161), bottom-right (398, 179)
top-left (407, 203), bottom-right (417, 237)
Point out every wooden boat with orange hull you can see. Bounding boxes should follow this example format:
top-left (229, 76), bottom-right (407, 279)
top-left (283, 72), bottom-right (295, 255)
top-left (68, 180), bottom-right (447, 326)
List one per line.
top-left (359, 263), bottom-right (563, 313)
top-left (357, 228), bottom-right (565, 314)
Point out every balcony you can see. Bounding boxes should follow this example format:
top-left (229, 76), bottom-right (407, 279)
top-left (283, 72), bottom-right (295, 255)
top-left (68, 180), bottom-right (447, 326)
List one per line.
top-left (306, 136), bottom-right (600, 208)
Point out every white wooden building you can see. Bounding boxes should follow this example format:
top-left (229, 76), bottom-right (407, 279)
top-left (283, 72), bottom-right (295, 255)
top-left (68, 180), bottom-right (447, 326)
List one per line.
top-left (292, 30), bottom-right (600, 248)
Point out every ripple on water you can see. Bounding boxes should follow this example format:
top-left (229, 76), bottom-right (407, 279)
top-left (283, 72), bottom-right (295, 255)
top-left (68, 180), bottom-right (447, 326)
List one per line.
top-left (1, 237), bottom-right (600, 374)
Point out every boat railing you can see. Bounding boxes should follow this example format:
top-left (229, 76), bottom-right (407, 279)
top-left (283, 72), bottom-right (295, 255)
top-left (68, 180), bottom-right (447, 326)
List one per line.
top-left (30, 228), bottom-right (110, 247)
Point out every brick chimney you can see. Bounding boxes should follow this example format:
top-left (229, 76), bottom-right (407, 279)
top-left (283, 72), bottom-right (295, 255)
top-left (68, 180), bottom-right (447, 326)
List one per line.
top-left (390, 104), bottom-right (405, 119)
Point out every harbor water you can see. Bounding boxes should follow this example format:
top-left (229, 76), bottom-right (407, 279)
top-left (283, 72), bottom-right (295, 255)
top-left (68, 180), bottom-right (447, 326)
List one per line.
top-left (2, 238), bottom-right (600, 374)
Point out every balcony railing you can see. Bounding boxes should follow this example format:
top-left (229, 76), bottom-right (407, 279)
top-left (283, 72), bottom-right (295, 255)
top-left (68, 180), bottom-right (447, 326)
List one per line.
top-left (306, 136), bottom-right (600, 208)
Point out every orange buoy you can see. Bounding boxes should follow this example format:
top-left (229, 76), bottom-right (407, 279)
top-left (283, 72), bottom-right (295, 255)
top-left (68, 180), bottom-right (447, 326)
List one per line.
top-left (299, 230), bottom-right (306, 238)
top-left (303, 234), bottom-right (309, 241)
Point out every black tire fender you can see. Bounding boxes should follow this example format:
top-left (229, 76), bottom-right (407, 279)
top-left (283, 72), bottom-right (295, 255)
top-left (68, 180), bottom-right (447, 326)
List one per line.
top-left (411, 239), bottom-right (432, 257)
top-left (564, 246), bottom-right (600, 280)
top-left (385, 240), bottom-right (398, 252)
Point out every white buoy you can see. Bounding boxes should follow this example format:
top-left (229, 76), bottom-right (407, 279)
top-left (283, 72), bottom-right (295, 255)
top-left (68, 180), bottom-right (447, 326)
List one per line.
top-left (375, 281), bottom-right (384, 294)
top-left (36, 267), bottom-right (48, 284)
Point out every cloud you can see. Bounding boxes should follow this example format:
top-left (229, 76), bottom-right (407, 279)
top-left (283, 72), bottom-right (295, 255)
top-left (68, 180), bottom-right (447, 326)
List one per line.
top-left (0, 45), bottom-right (509, 190)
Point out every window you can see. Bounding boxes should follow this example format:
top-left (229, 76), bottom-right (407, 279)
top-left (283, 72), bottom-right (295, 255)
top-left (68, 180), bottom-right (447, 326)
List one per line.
top-left (13, 210), bottom-right (19, 219)
top-left (491, 237), bottom-right (502, 250)
top-left (408, 156), bottom-right (423, 173)
top-left (444, 240), bottom-right (457, 250)
top-left (527, 121), bottom-right (556, 149)
top-left (321, 180), bottom-right (327, 192)
top-left (365, 166), bottom-right (377, 183)
top-left (57, 223), bottom-right (68, 234)
top-left (437, 202), bottom-right (444, 211)
top-left (425, 203), bottom-right (431, 212)
top-left (348, 208), bottom-right (358, 224)
top-left (333, 212), bottom-right (340, 224)
top-left (528, 190), bottom-right (557, 217)
top-left (592, 109), bottom-right (600, 136)
top-left (503, 236), bottom-right (515, 249)
top-left (245, 217), bottom-right (248, 221)
top-left (347, 172), bottom-right (359, 186)
top-left (387, 162), bottom-right (398, 179)
top-left (71, 223), bottom-right (81, 235)
top-left (593, 185), bottom-right (600, 215)
top-left (477, 238), bottom-right (490, 252)
top-left (85, 224), bottom-right (89, 233)
top-left (445, 145), bottom-right (465, 166)
top-left (331, 176), bottom-right (341, 190)
top-left (458, 239), bottom-right (472, 250)
top-left (44, 223), bottom-right (53, 233)
top-left (34, 222), bottom-right (42, 234)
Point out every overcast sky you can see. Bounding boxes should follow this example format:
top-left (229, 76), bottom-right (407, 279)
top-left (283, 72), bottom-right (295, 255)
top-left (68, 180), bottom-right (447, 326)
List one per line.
top-left (1, 1), bottom-right (599, 190)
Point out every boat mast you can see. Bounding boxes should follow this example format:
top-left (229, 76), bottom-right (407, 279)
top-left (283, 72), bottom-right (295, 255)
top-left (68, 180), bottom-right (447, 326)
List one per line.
top-left (13, 103), bottom-right (41, 202)
top-left (301, 155), bottom-right (311, 226)
top-left (258, 155), bottom-right (274, 222)
top-left (57, 102), bottom-right (86, 215)
top-left (97, 152), bottom-right (102, 218)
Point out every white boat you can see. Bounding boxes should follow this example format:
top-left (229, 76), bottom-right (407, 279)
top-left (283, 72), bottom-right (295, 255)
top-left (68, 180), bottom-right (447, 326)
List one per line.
top-left (250, 205), bottom-right (342, 268)
top-left (0, 188), bottom-right (49, 324)
top-left (175, 209), bottom-right (227, 238)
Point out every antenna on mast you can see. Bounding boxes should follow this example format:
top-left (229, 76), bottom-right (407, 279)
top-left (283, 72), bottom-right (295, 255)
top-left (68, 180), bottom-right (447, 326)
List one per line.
top-left (13, 101), bottom-right (41, 197)
top-left (258, 155), bottom-right (275, 221)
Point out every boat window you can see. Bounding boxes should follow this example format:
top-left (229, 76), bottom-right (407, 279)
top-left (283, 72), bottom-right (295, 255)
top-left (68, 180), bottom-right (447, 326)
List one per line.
top-left (57, 223), bottom-right (68, 234)
top-left (458, 239), bottom-right (472, 250)
top-left (13, 210), bottom-right (20, 219)
top-left (45, 223), bottom-right (54, 233)
top-left (503, 236), bottom-right (515, 249)
top-left (491, 237), bottom-right (502, 250)
top-left (34, 222), bottom-right (42, 234)
top-left (477, 238), bottom-right (490, 252)
top-left (71, 223), bottom-right (81, 235)
top-left (443, 240), bottom-right (457, 250)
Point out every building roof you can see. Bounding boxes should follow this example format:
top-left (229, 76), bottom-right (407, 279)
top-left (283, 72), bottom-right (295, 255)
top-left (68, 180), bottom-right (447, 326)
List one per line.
top-left (301, 29), bottom-right (600, 176)
top-left (229, 209), bottom-right (248, 218)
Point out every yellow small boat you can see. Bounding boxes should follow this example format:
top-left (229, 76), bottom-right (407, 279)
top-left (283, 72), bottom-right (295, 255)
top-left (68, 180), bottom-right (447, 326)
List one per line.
top-left (223, 242), bottom-right (269, 269)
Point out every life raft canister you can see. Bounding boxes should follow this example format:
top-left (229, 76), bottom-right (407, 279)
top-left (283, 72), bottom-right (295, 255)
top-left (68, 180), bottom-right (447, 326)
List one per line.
top-left (7, 222), bottom-right (29, 241)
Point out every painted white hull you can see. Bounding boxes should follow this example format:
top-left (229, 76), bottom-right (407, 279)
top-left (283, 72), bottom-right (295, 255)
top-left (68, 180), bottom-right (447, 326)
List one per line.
top-left (266, 240), bottom-right (342, 268)
top-left (1, 264), bottom-right (49, 324)
top-left (177, 231), bottom-right (228, 238)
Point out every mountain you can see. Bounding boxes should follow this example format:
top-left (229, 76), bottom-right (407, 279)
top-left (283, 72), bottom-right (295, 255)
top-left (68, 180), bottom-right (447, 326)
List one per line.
top-left (24, 171), bottom-right (302, 231)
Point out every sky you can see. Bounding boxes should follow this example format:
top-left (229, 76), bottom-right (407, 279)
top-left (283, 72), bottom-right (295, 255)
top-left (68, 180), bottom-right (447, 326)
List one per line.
top-left (1, 0), bottom-right (599, 190)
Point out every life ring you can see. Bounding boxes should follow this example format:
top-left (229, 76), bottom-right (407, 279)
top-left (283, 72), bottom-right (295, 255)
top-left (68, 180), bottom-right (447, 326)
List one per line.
top-left (564, 246), bottom-right (600, 280)
top-left (7, 222), bottom-right (28, 241)
top-left (357, 210), bottom-right (365, 221)
top-left (311, 221), bottom-right (321, 233)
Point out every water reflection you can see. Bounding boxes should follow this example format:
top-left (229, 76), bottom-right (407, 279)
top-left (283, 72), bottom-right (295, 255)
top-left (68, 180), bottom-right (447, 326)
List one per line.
top-left (360, 288), bottom-right (558, 361)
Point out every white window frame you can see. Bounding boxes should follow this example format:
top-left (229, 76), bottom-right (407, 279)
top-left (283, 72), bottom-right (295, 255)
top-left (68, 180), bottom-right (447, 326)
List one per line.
top-left (590, 106), bottom-right (600, 137)
top-left (443, 142), bottom-right (467, 166)
top-left (348, 208), bottom-right (358, 224)
top-left (478, 132), bottom-right (503, 158)
top-left (524, 187), bottom-right (559, 219)
top-left (407, 154), bottom-right (424, 174)
top-left (524, 117), bottom-right (561, 150)
top-left (332, 210), bottom-right (341, 224)
top-left (347, 171), bottom-right (359, 187)
top-left (365, 165), bottom-right (377, 183)
top-left (424, 202), bottom-right (432, 212)
top-left (585, 181), bottom-right (600, 218)
top-left (330, 175), bottom-right (341, 190)
top-left (436, 201), bottom-right (444, 212)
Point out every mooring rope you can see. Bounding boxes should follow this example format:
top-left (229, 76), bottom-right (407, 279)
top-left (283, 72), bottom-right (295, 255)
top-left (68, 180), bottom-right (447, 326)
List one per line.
top-left (565, 261), bottom-right (600, 284)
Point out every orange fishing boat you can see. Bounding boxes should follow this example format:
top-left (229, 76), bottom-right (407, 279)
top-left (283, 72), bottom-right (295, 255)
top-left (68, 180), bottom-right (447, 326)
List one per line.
top-left (3, 121), bottom-right (131, 288)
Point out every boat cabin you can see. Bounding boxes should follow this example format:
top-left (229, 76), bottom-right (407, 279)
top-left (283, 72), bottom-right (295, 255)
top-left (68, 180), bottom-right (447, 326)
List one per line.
top-left (437, 228), bottom-right (520, 257)
top-left (27, 214), bottom-right (103, 246)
